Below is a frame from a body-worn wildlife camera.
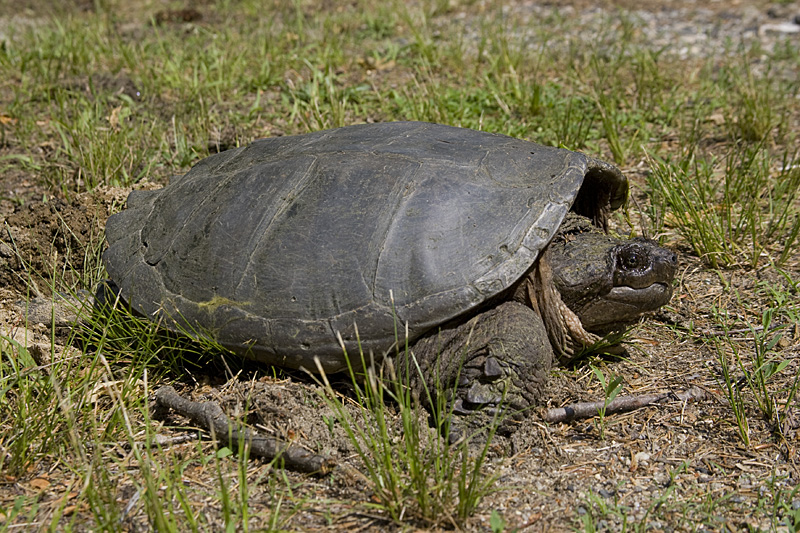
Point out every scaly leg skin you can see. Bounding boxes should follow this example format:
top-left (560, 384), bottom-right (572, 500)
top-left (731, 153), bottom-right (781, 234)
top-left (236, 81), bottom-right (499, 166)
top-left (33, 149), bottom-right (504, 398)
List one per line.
top-left (399, 301), bottom-right (553, 442)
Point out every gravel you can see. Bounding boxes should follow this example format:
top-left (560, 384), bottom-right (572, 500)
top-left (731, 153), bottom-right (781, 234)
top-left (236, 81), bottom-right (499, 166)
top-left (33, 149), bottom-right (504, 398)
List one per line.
top-left (454, 1), bottom-right (800, 61)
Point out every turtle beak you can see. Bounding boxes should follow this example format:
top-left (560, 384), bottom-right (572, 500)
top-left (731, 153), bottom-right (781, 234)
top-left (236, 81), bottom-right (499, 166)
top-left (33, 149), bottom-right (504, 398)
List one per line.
top-left (577, 239), bottom-right (677, 330)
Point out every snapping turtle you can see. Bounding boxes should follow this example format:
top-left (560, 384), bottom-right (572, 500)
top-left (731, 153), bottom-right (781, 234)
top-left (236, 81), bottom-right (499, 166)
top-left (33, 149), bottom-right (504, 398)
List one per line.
top-left (103, 121), bottom-right (676, 423)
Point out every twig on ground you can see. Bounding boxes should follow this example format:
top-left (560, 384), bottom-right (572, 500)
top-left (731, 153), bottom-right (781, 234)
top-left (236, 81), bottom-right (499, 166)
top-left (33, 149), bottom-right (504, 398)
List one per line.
top-left (544, 386), bottom-right (710, 423)
top-left (153, 433), bottom-right (198, 447)
top-left (152, 385), bottom-right (335, 474)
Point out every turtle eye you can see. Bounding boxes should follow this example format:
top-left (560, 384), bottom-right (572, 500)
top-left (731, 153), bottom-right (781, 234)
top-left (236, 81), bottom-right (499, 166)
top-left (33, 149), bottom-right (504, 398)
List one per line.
top-left (623, 251), bottom-right (640, 268)
top-left (618, 245), bottom-right (647, 270)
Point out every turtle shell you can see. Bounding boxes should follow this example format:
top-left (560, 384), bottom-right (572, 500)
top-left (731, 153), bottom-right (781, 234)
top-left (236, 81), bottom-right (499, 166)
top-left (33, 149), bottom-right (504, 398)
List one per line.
top-left (103, 122), bottom-right (627, 372)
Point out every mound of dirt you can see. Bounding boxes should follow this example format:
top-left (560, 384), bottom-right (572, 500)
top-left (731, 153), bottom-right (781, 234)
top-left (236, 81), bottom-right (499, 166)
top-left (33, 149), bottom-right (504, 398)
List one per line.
top-left (0, 188), bottom-right (128, 295)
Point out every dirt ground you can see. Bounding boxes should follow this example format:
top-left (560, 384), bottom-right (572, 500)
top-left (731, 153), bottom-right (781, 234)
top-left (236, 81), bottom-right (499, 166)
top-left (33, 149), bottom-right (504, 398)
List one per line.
top-left (1, 0), bottom-right (800, 531)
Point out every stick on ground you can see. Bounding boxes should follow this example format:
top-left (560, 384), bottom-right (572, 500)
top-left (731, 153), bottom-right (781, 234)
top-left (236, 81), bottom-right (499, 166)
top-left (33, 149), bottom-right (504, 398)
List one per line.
top-left (153, 385), bottom-right (335, 474)
top-left (544, 386), bottom-right (710, 423)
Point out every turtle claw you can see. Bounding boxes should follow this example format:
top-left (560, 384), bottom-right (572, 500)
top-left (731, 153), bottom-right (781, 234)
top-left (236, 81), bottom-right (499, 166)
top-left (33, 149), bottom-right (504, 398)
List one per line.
top-left (444, 399), bottom-right (504, 446)
top-left (445, 368), bottom-right (507, 446)
top-left (482, 356), bottom-right (504, 378)
top-left (465, 382), bottom-right (503, 406)
top-left (452, 398), bottom-right (471, 416)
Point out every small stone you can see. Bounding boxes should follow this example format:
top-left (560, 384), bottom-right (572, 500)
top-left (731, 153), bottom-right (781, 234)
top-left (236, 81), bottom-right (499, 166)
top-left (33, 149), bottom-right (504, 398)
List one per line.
top-left (760, 22), bottom-right (800, 34)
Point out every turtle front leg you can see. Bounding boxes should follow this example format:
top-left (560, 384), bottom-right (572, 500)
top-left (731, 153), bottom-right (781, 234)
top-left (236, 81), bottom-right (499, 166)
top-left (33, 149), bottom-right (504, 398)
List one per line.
top-left (400, 301), bottom-right (553, 438)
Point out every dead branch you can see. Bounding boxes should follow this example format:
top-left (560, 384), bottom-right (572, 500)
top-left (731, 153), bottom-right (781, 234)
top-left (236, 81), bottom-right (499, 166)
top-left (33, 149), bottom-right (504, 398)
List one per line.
top-left (544, 386), bottom-right (710, 423)
top-left (153, 385), bottom-right (335, 474)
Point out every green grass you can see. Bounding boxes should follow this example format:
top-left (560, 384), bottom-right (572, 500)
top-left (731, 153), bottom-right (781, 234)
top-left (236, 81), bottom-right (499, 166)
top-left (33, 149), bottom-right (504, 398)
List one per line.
top-left (2, 295), bottom-right (298, 530)
top-left (575, 465), bottom-right (800, 532)
top-left (647, 141), bottom-right (800, 268)
top-left (0, 0), bottom-right (799, 530)
top-left (314, 331), bottom-right (502, 528)
top-left (588, 364), bottom-right (624, 440)
top-left (707, 285), bottom-right (800, 446)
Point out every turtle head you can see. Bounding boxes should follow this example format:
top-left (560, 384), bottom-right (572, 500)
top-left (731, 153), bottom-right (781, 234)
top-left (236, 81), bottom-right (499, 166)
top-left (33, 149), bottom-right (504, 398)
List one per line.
top-left (556, 236), bottom-right (677, 331)
top-left (515, 214), bottom-right (677, 362)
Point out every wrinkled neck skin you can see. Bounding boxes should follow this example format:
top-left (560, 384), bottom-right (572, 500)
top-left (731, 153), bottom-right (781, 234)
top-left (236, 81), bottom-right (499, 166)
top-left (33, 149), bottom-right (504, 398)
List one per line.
top-left (515, 213), bottom-right (677, 363)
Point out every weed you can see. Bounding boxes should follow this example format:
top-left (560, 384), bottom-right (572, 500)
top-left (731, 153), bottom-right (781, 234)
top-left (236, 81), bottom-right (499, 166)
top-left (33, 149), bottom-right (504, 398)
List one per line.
top-left (708, 308), bottom-right (752, 447)
top-left (590, 365), bottom-right (624, 440)
top-left (706, 302), bottom-right (798, 446)
top-left (314, 328), bottom-right (501, 528)
top-left (490, 509), bottom-right (507, 532)
top-left (646, 141), bottom-right (800, 268)
top-left (576, 489), bottom-right (631, 532)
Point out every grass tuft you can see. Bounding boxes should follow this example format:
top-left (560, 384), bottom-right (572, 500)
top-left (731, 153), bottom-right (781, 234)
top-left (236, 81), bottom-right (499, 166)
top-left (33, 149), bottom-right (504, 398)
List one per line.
top-left (313, 329), bottom-right (501, 528)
